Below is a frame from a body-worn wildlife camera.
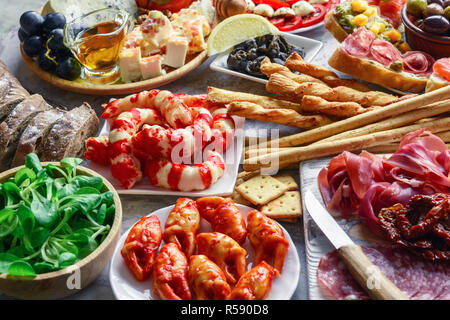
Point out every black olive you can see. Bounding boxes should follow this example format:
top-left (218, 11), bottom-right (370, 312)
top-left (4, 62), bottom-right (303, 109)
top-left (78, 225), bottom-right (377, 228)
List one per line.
top-left (227, 50), bottom-right (248, 71)
top-left (277, 52), bottom-right (288, 61)
top-left (423, 14), bottom-right (450, 34)
top-left (273, 58), bottom-right (286, 65)
top-left (247, 48), bottom-right (258, 60)
top-left (289, 47), bottom-right (305, 58)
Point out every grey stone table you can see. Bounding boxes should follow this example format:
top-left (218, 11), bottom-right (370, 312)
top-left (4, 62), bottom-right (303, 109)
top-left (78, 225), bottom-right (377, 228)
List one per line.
top-left (0, 0), bottom-right (343, 300)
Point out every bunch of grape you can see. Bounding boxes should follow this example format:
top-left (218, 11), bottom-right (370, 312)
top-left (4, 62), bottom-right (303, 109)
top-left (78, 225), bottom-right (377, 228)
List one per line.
top-left (19, 11), bottom-right (81, 81)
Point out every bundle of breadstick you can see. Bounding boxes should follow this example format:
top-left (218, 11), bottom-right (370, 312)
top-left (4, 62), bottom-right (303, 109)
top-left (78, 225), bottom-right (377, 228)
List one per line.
top-left (208, 52), bottom-right (416, 130)
top-left (241, 85), bottom-right (450, 172)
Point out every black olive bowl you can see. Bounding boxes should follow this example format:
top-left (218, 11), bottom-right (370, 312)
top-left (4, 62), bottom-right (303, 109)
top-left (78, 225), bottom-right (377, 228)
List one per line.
top-left (401, 5), bottom-right (450, 59)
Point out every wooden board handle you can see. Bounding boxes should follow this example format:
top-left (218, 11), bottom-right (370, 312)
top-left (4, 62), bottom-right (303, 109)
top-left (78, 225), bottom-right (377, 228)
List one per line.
top-left (338, 244), bottom-right (409, 300)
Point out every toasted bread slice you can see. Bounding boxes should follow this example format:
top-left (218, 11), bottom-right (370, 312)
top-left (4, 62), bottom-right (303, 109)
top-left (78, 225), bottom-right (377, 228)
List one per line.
top-left (324, 11), bottom-right (349, 43)
top-left (328, 46), bottom-right (427, 93)
top-left (12, 108), bottom-right (67, 167)
top-left (0, 94), bottom-right (51, 171)
top-left (41, 103), bottom-right (99, 161)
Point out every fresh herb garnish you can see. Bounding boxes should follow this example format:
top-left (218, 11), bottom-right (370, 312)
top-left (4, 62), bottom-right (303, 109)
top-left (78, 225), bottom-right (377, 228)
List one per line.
top-left (0, 154), bottom-right (114, 277)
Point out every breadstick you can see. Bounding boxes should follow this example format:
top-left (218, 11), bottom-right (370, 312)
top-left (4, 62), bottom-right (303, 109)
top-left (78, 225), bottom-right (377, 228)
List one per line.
top-left (255, 86), bottom-right (450, 149)
top-left (206, 86), bottom-right (303, 112)
top-left (315, 99), bottom-right (450, 144)
top-left (259, 58), bottom-right (327, 85)
top-left (243, 117), bottom-right (450, 171)
top-left (227, 101), bottom-right (333, 128)
top-left (285, 52), bottom-right (371, 92)
top-left (300, 95), bottom-right (376, 118)
top-left (267, 73), bottom-right (398, 107)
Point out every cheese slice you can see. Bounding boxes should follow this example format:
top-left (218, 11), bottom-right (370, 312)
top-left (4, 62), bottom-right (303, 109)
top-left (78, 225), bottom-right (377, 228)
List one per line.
top-left (164, 37), bottom-right (188, 68)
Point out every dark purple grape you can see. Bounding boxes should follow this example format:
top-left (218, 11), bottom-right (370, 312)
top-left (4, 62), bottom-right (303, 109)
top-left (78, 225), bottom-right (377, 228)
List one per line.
top-left (22, 35), bottom-right (43, 57)
top-left (56, 57), bottom-right (81, 80)
top-left (47, 28), bottom-right (64, 51)
top-left (37, 50), bottom-right (57, 72)
top-left (42, 13), bottom-right (66, 34)
top-left (20, 11), bottom-right (44, 36)
top-left (18, 28), bottom-right (28, 43)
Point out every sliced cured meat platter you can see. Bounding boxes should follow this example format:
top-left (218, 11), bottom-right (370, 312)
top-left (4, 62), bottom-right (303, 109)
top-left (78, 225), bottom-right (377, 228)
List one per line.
top-left (299, 157), bottom-right (450, 300)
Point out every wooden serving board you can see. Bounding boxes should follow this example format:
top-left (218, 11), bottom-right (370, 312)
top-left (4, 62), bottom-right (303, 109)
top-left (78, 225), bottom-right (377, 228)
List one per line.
top-left (20, 47), bottom-right (208, 95)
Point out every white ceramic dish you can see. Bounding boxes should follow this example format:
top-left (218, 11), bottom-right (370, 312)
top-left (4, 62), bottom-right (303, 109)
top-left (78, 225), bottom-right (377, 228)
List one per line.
top-left (209, 32), bottom-right (323, 85)
top-left (88, 115), bottom-right (245, 196)
top-left (109, 204), bottom-right (301, 300)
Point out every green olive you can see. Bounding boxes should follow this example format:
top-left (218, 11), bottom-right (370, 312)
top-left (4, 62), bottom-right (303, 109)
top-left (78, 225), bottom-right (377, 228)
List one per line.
top-left (445, 6), bottom-right (450, 19)
top-left (424, 3), bottom-right (444, 17)
top-left (407, 0), bottom-right (428, 16)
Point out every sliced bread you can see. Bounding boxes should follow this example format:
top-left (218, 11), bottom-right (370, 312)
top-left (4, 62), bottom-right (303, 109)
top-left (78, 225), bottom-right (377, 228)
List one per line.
top-left (40, 103), bottom-right (99, 161)
top-left (0, 94), bottom-right (51, 171)
top-left (11, 108), bottom-right (67, 167)
top-left (0, 61), bottom-right (30, 122)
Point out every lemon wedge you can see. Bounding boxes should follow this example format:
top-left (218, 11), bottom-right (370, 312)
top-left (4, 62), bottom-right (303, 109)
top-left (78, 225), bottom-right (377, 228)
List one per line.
top-left (207, 14), bottom-right (280, 56)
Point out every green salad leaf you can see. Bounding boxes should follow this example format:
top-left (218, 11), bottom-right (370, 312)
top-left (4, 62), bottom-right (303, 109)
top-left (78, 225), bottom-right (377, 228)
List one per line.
top-left (0, 153), bottom-right (113, 277)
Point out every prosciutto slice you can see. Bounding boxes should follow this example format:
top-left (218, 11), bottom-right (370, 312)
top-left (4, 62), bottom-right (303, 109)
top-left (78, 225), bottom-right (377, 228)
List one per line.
top-left (318, 130), bottom-right (450, 236)
top-left (317, 245), bottom-right (450, 300)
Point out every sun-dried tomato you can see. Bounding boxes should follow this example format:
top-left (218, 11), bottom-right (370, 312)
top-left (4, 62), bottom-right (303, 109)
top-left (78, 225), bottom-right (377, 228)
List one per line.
top-left (378, 194), bottom-right (450, 261)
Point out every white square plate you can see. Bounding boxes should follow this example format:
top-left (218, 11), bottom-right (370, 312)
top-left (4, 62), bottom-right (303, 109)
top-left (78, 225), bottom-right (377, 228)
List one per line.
top-left (209, 32), bottom-right (323, 85)
top-left (88, 115), bottom-right (245, 196)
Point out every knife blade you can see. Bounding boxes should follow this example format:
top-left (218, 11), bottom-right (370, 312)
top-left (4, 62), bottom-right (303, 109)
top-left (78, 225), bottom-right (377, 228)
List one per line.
top-left (304, 189), bottom-right (408, 300)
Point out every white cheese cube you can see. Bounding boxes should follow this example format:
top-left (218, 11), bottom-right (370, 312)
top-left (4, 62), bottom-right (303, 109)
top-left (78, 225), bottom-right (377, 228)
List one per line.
top-left (119, 47), bottom-right (142, 83)
top-left (164, 36), bottom-right (188, 68)
top-left (140, 55), bottom-right (163, 80)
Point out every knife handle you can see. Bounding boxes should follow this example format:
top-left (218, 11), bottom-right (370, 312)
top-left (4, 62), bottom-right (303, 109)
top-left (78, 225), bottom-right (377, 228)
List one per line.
top-left (338, 244), bottom-right (409, 300)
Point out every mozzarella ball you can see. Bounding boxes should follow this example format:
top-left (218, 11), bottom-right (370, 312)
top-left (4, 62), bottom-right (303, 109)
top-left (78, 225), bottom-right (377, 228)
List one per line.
top-left (292, 1), bottom-right (315, 16)
top-left (254, 4), bottom-right (275, 17)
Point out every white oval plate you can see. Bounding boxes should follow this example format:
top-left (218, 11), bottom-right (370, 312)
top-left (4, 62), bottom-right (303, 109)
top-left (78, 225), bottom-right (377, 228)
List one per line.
top-left (109, 204), bottom-right (300, 300)
top-left (210, 32), bottom-right (323, 85)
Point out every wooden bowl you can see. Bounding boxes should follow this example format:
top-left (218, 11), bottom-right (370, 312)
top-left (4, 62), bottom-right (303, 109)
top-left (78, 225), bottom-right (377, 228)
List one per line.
top-left (0, 164), bottom-right (122, 299)
top-left (401, 5), bottom-right (450, 59)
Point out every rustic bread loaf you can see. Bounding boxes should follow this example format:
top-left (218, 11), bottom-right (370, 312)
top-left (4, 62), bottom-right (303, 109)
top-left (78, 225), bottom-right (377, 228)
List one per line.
top-left (0, 61), bottom-right (30, 121)
top-left (11, 108), bottom-right (67, 167)
top-left (0, 94), bottom-right (51, 171)
top-left (40, 103), bottom-right (99, 161)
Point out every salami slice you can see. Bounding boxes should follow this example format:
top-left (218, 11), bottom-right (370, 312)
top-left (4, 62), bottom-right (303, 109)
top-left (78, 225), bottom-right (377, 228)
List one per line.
top-left (342, 27), bottom-right (375, 58)
top-left (369, 39), bottom-right (402, 66)
top-left (403, 51), bottom-right (435, 76)
top-left (317, 245), bottom-right (450, 300)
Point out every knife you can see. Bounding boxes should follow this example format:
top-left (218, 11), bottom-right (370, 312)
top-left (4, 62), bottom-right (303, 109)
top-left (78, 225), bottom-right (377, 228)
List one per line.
top-left (304, 189), bottom-right (409, 300)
